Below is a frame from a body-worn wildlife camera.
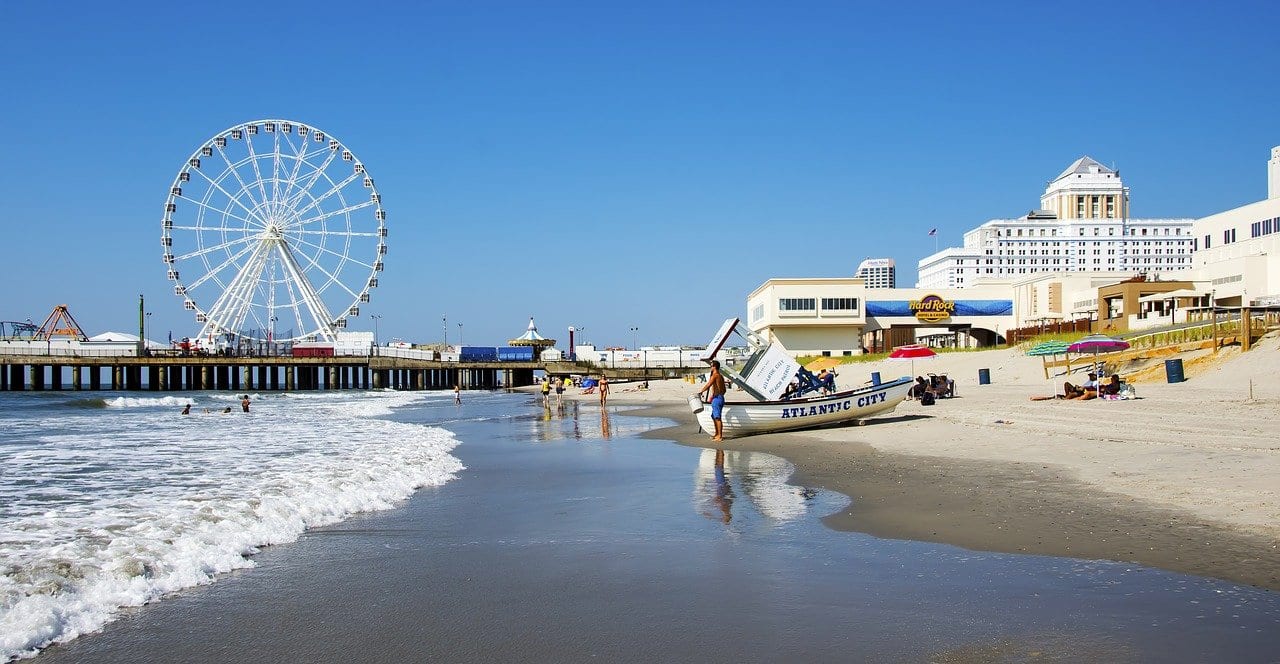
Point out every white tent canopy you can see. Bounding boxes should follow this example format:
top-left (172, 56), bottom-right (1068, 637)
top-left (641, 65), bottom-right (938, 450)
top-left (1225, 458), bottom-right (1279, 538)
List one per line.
top-left (89, 331), bottom-right (164, 348)
top-left (1138, 289), bottom-right (1208, 303)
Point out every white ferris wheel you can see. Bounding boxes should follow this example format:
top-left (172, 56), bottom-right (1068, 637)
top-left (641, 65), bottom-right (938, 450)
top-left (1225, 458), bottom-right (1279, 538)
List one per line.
top-left (161, 119), bottom-right (386, 343)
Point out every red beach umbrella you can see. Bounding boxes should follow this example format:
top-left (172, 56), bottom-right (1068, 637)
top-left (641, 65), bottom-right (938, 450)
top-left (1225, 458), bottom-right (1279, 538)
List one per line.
top-left (888, 344), bottom-right (938, 375)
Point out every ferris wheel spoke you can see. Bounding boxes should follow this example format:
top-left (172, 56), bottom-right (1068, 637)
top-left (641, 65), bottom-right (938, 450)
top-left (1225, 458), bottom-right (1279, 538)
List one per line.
top-left (173, 234), bottom-right (256, 262)
top-left (270, 132), bottom-right (283, 210)
top-left (174, 195), bottom-right (259, 227)
top-left (242, 132), bottom-right (273, 215)
top-left (188, 166), bottom-right (266, 223)
top-left (292, 199), bottom-right (376, 229)
top-left (183, 240), bottom-right (263, 291)
top-left (291, 171), bottom-right (363, 219)
top-left (275, 242), bottom-right (338, 338)
top-left (281, 242), bottom-right (364, 304)
top-left (287, 235), bottom-right (376, 275)
top-left (214, 142), bottom-right (267, 213)
top-left (280, 145), bottom-right (341, 213)
top-left (291, 229), bottom-right (380, 237)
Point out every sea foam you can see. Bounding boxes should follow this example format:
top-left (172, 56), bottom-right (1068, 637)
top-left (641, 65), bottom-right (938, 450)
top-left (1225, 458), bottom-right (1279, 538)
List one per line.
top-left (0, 391), bottom-right (462, 660)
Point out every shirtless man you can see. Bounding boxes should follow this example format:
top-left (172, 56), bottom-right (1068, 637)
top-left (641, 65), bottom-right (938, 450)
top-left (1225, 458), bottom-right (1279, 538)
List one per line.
top-left (697, 359), bottom-right (727, 442)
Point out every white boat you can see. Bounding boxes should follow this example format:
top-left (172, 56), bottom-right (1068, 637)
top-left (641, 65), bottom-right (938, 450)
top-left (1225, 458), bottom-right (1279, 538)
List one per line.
top-left (688, 377), bottom-right (913, 438)
top-left (687, 318), bottom-right (914, 439)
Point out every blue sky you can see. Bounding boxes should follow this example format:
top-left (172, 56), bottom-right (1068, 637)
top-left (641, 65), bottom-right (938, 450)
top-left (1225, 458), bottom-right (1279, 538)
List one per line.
top-left (2, 0), bottom-right (1277, 348)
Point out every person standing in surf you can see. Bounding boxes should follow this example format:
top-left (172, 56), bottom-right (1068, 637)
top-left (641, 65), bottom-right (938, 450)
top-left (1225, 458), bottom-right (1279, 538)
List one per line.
top-left (696, 360), bottom-right (726, 442)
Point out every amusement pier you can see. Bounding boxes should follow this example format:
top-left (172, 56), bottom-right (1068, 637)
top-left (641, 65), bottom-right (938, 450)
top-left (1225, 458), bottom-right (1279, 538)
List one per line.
top-left (0, 306), bottom-right (706, 393)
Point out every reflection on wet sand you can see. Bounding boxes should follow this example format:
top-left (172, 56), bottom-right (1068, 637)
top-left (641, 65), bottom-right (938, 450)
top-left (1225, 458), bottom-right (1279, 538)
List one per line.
top-left (600, 409), bottom-right (611, 440)
top-left (694, 448), bottom-right (819, 524)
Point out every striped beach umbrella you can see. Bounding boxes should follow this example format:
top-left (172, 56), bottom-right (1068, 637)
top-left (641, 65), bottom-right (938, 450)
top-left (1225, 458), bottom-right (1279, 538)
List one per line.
top-left (1026, 340), bottom-right (1070, 397)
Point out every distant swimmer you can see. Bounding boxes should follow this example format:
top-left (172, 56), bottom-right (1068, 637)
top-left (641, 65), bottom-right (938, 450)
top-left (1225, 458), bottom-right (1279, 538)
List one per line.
top-left (222, 406), bottom-right (232, 414)
top-left (241, 395), bottom-right (251, 412)
top-left (181, 404), bottom-right (191, 415)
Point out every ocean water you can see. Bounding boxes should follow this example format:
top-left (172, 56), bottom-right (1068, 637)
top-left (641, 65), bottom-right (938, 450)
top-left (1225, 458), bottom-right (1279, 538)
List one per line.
top-left (0, 389), bottom-right (462, 660)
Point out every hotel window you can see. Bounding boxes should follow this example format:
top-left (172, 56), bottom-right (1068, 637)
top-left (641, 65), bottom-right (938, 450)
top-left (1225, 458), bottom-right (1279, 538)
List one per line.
top-left (1106, 197), bottom-right (1115, 217)
top-left (822, 297), bottom-right (859, 311)
top-left (1077, 198), bottom-right (1086, 217)
top-left (779, 298), bottom-right (816, 312)
top-left (752, 304), bottom-right (765, 322)
top-left (1203, 235), bottom-right (1211, 249)
top-left (1091, 198), bottom-right (1100, 216)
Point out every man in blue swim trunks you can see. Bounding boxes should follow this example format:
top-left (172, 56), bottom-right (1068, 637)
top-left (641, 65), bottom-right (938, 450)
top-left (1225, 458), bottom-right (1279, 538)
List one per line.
top-left (696, 359), bottom-right (727, 441)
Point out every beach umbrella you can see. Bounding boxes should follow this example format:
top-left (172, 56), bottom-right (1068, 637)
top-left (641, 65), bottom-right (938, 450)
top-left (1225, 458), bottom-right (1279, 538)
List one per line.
top-left (888, 344), bottom-right (937, 376)
top-left (1026, 340), bottom-right (1070, 397)
top-left (1068, 334), bottom-right (1130, 376)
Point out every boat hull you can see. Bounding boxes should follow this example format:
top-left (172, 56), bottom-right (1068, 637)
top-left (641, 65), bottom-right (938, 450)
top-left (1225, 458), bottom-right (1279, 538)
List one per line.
top-left (689, 376), bottom-right (914, 439)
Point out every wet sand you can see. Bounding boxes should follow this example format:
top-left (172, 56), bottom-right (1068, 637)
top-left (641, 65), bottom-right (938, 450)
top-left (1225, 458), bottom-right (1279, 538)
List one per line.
top-left (635, 402), bottom-right (1280, 591)
top-left (574, 331), bottom-right (1280, 593)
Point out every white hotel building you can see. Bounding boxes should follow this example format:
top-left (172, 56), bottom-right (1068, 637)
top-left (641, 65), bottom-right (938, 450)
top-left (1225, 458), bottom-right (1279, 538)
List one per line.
top-left (917, 157), bottom-right (1195, 289)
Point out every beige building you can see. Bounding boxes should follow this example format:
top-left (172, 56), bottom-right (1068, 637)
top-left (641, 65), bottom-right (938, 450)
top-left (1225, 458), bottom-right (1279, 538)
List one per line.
top-left (746, 278), bottom-right (1016, 356)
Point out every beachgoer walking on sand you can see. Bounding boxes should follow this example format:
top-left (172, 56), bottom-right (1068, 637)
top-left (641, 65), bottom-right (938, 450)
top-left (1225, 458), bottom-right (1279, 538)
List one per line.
top-left (696, 360), bottom-right (727, 441)
top-left (598, 375), bottom-right (609, 407)
top-left (554, 377), bottom-right (565, 404)
top-left (454, 384), bottom-right (461, 405)
top-left (541, 377), bottom-right (551, 407)
top-left (241, 395), bottom-right (251, 412)
top-left (181, 404), bottom-right (191, 415)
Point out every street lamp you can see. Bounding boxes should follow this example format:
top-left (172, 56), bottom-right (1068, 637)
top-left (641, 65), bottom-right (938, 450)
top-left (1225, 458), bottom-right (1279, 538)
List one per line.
top-left (145, 312), bottom-right (152, 356)
top-left (371, 314), bottom-right (383, 351)
top-left (442, 315), bottom-right (447, 346)
top-left (458, 322), bottom-right (463, 347)
top-left (629, 326), bottom-right (639, 351)
top-left (269, 316), bottom-right (278, 356)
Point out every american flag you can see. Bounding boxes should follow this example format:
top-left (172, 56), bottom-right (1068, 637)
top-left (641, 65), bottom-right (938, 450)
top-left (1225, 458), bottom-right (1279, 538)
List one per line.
top-left (928, 228), bottom-right (937, 236)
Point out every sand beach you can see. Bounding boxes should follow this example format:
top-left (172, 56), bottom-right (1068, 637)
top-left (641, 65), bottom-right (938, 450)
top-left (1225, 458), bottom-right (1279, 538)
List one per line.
top-left (566, 335), bottom-right (1280, 590)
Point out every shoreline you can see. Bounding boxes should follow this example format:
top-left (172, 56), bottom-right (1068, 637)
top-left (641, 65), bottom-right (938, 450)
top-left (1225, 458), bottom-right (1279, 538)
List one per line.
top-left (542, 337), bottom-right (1280, 591)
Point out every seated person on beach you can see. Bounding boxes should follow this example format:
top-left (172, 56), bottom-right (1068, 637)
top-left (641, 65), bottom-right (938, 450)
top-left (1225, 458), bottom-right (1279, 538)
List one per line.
top-left (909, 376), bottom-right (929, 399)
top-left (1067, 373), bottom-right (1100, 400)
top-left (1102, 374), bottom-right (1122, 397)
top-left (819, 369), bottom-right (836, 394)
top-left (929, 374), bottom-right (953, 398)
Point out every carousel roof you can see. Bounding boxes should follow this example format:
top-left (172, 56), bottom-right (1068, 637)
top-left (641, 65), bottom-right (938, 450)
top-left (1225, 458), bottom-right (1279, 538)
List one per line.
top-left (508, 317), bottom-right (556, 347)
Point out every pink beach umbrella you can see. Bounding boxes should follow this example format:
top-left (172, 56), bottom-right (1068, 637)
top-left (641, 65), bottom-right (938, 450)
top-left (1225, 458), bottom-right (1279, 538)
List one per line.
top-left (1067, 334), bottom-right (1130, 376)
top-left (888, 344), bottom-right (938, 376)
